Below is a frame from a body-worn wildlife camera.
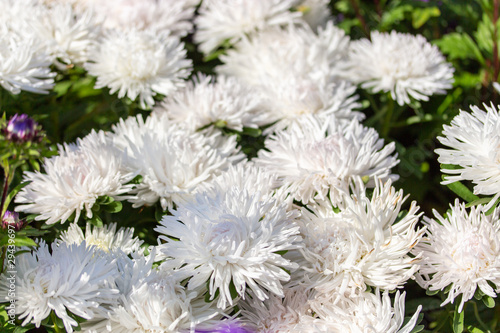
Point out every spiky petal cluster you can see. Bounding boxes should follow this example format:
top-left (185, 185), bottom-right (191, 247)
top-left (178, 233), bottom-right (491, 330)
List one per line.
top-left (110, 114), bottom-right (243, 211)
top-left (255, 116), bottom-right (398, 204)
top-left (85, 29), bottom-right (192, 108)
top-left (218, 23), bottom-right (360, 133)
top-left (414, 201), bottom-right (500, 312)
top-left (155, 184), bottom-right (302, 309)
top-left (297, 179), bottom-right (423, 296)
top-left (59, 222), bottom-right (143, 255)
top-left (346, 30), bottom-right (454, 106)
top-left (15, 130), bottom-right (135, 224)
top-left (298, 290), bottom-right (421, 333)
top-left (436, 104), bottom-right (500, 199)
top-left (155, 74), bottom-right (269, 133)
top-left (0, 241), bottom-right (118, 333)
top-left (194, 0), bottom-right (302, 55)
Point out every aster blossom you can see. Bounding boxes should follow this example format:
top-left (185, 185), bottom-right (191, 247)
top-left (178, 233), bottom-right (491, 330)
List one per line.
top-left (436, 103), bottom-right (500, 199)
top-left (298, 290), bottom-right (422, 333)
top-left (85, 29), bottom-right (191, 108)
top-left (155, 74), bottom-right (269, 133)
top-left (218, 23), bottom-right (361, 133)
top-left (346, 30), bottom-right (454, 106)
top-left (110, 114), bottom-right (243, 211)
top-left (155, 184), bottom-right (302, 309)
top-left (194, 0), bottom-right (302, 55)
top-left (297, 179), bottom-right (424, 296)
top-left (0, 34), bottom-right (55, 94)
top-left (59, 222), bottom-right (143, 255)
top-left (15, 130), bottom-right (135, 224)
top-left (414, 200), bottom-right (500, 312)
top-left (255, 116), bottom-right (398, 204)
top-left (81, 269), bottom-right (221, 333)
top-left (0, 241), bottom-right (118, 333)
top-left (30, 3), bottom-right (101, 68)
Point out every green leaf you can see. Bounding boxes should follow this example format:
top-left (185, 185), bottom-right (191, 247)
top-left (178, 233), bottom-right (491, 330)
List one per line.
top-left (425, 288), bottom-right (440, 296)
top-left (242, 127), bottom-right (262, 137)
top-left (13, 236), bottom-right (37, 247)
top-left (482, 295), bottom-right (495, 308)
top-left (467, 326), bottom-right (486, 333)
top-left (104, 201), bottom-right (123, 213)
top-left (465, 197), bottom-right (496, 207)
top-left (412, 7), bottom-right (440, 29)
top-left (380, 5), bottom-right (413, 30)
top-left (453, 303), bottom-right (464, 333)
top-left (442, 178), bottom-right (479, 203)
top-left (435, 33), bottom-right (485, 65)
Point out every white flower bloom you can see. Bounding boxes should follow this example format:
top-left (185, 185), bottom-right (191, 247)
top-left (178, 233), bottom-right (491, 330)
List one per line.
top-left (0, 241), bottom-right (118, 333)
top-left (0, 34), bottom-right (55, 94)
top-left (194, 0), bottom-right (302, 55)
top-left (154, 74), bottom-right (269, 133)
top-left (59, 222), bottom-right (143, 254)
top-left (299, 290), bottom-right (422, 333)
top-left (15, 130), bottom-right (135, 224)
top-left (346, 30), bottom-right (454, 106)
top-left (82, 267), bottom-right (221, 333)
top-left (297, 179), bottom-right (423, 296)
top-left (239, 287), bottom-right (314, 333)
top-left (31, 3), bottom-right (101, 68)
top-left (414, 200), bottom-right (500, 312)
top-left (85, 29), bottom-right (191, 108)
top-left (155, 185), bottom-right (302, 309)
top-left (255, 116), bottom-right (398, 204)
top-left (82, 0), bottom-right (196, 37)
top-left (218, 23), bottom-right (360, 133)
top-left (436, 104), bottom-right (500, 199)
top-left (110, 114), bottom-right (243, 211)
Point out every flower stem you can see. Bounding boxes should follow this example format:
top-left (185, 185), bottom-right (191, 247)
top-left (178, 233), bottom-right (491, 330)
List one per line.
top-left (0, 171), bottom-right (9, 217)
top-left (349, 0), bottom-right (370, 37)
top-left (471, 301), bottom-right (491, 332)
top-left (51, 311), bottom-right (62, 333)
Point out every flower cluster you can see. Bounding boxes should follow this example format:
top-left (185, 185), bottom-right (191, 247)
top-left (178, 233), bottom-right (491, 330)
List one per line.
top-left (6, 0), bottom-right (500, 332)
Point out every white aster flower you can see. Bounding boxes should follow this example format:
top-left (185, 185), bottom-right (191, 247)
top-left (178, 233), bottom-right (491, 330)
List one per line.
top-left (154, 74), bottom-right (269, 133)
top-left (239, 287), bottom-right (314, 333)
top-left (111, 114), bottom-right (243, 211)
top-left (299, 290), bottom-right (422, 333)
top-left (346, 30), bottom-right (454, 106)
top-left (15, 130), bottom-right (135, 224)
top-left (254, 116), bottom-right (398, 204)
top-left (155, 185), bottom-right (302, 309)
top-left (0, 34), bottom-right (55, 94)
top-left (0, 241), bottom-right (118, 333)
top-left (82, 0), bottom-right (196, 37)
top-left (414, 200), bottom-right (500, 312)
top-left (59, 222), bottom-right (143, 254)
top-left (297, 179), bottom-right (423, 296)
top-left (82, 267), bottom-right (221, 333)
top-left (31, 3), bottom-right (101, 68)
top-left (194, 0), bottom-right (302, 55)
top-left (218, 23), bottom-right (360, 133)
top-left (85, 29), bottom-right (192, 108)
top-left (436, 104), bottom-right (500, 201)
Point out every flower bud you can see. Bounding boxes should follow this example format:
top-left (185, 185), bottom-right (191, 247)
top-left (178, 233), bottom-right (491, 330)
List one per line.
top-left (5, 114), bottom-right (39, 142)
top-left (2, 210), bottom-right (26, 231)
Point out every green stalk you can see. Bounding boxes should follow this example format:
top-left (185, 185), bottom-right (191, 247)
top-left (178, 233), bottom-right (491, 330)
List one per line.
top-left (51, 311), bottom-right (62, 333)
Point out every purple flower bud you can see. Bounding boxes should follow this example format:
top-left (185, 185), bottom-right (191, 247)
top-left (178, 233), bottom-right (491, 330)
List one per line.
top-left (2, 210), bottom-right (25, 231)
top-left (5, 114), bottom-right (39, 142)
